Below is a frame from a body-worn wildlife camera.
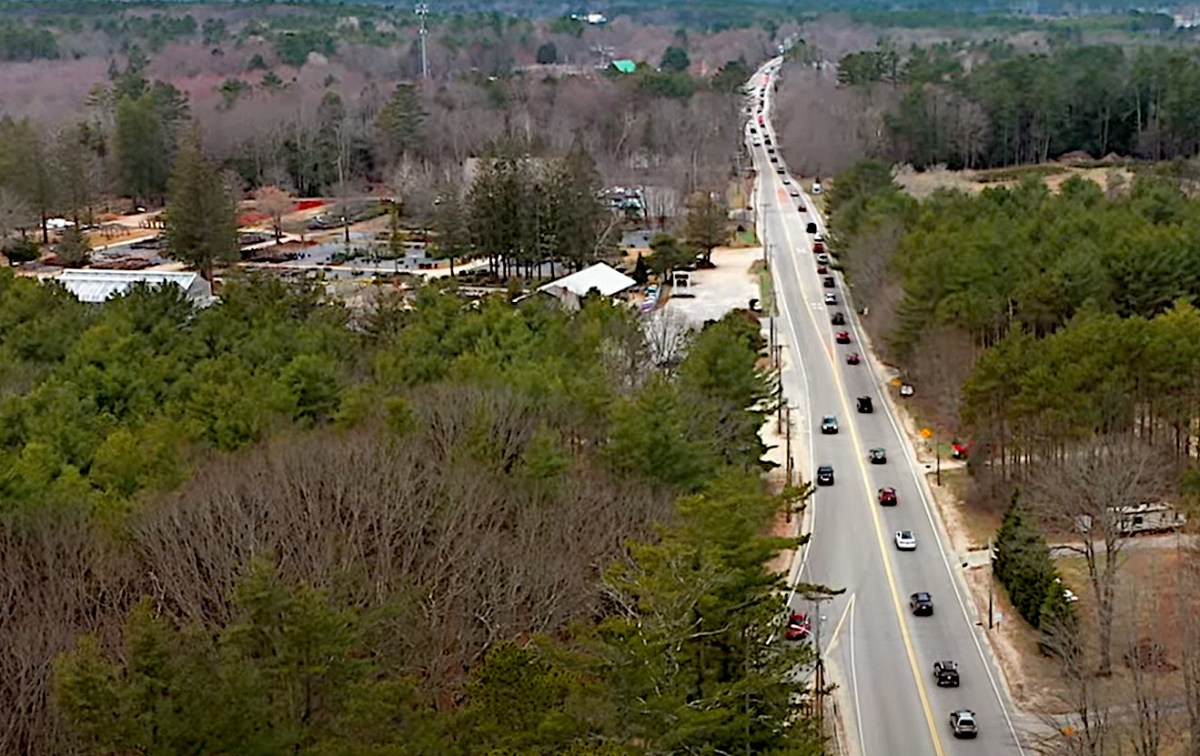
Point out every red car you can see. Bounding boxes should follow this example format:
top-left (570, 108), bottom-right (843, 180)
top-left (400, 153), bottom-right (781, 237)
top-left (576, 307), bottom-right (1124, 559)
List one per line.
top-left (952, 441), bottom-right (971, 460)
top-left (835, 331), bottom-right (851, 344)
top-left (878, 487), bottom-right (898, 506)
top-left (817, 264), bottom-right (828, 274)
top-left (785, 612), bottom-right (812, 641)
top-left (813, 241), bottom-right (825, 253)
top-left (846, 352), bottom-right (861, 365)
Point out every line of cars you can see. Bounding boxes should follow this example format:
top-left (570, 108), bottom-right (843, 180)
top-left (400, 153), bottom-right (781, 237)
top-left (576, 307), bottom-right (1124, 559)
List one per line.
top-left (747, 69), bottom-right (981, 741)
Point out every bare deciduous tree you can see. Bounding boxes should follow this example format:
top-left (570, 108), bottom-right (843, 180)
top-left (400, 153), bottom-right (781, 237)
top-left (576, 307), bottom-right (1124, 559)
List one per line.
top-left (1035, 617), bottom-right (1113, 756)
top-left (643, 185), bottom-right (681, 230)
top-left (252, 184), bottom-right (294, 242)
top-left (1027, 437), bottom-right (1175, 676)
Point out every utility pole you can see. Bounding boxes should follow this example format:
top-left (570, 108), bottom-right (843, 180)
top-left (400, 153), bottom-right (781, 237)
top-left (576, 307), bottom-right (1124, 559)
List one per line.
top-left (809, 595), bottom-right (834, 736)
top-left (416, 3), bottom-right (429, 80)
top-left (784, 404), bottom-right (794, 489)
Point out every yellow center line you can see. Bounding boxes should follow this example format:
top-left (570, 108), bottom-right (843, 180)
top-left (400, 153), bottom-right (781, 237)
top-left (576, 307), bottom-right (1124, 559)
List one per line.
top-left (769, 172), bottom-right (947, 756)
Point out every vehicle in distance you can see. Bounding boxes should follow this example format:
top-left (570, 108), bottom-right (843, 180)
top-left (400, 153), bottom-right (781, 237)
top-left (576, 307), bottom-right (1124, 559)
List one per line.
top-left (820, 415), bottom-right (839, 434)
top-left (812, 181), bottom-right (823, 194)
top-left (950, 709), bottom-right (978, 739)
top-left (816, 465), bottom-right (834, 486)
top-left (813, 240), bottom-right (825, 253)
top-left (816, 253), bottom-right (830, 264)
top-left (845, 352), bottom-right (860, 365)
top-left (868, 447), bottom-right (887, 464)
top-left (776, 166), bottom-right (786, 175)
top-left (878, 486), bottom-right (898, 506)
top-left (856, 396), bottom-right (873, 413)
top-left (836, 331), bottom-right (851, 344)
top-left (910, 592), bottom-right (934, 616)
top-left (785, 612), bottom-right (811, 641)
top-left (900, 383), bottom-right (915, 397)
top-left (789, 187), bottom-right (801, 197)
top-left (895, 530), bottom-right (917, 551)
top-left (806, 222), bottom-right (818, 234)
top-left (831, 312), bottom-right (845, 325)
top-left (816, 264), bottom-right (828, 274)
top-left (933, 660), bottom-right (960, 686)
top-left (824, 293), bottom-right (837, 305)
top-left (823, 276), bottom-right (836, 289)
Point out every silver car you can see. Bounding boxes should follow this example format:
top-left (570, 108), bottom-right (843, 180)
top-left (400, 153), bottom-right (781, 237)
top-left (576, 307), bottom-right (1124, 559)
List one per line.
top-left (894, 530), bottom-right (917, 551)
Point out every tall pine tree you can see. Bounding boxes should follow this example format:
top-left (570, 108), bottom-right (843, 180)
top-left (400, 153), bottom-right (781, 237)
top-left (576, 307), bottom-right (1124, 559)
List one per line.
top-left (163, 129), bottom-right (238, 282)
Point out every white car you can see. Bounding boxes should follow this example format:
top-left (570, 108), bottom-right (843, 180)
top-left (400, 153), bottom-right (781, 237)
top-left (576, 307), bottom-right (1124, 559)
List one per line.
top-left (899, 383), bottom-right (915, 397)
top-left (895, 530), bottom-right (917, 550)
top-left (812, 182), bottom-right (823, 194)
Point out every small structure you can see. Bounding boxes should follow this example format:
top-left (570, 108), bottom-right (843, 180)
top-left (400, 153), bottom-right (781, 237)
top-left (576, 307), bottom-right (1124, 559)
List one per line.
top-left (672, 270), bottom-right (692, 288)
top-left (610, 60), bottom-right (637, 75)
top-left (538, 262), bottom-right (636, 310)
top-left (56, 270), bottom-right (215, 306)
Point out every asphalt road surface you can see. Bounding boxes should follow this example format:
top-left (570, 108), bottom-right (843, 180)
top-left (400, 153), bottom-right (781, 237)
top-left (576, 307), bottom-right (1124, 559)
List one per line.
top-left (748, 59), bottom-right (1027, 756)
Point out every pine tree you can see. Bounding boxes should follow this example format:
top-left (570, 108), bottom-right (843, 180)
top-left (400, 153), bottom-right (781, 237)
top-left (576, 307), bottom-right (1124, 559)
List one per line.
top-left (163, 129), bottom-right (238, 282)
top-left (56, 224), bottom-right (91, 268)
top-left (632, 252), bottom-right (648, 284)
top-left (430, 182), bottom-right (471, 275)
top-left (377, 83), bottom-right (426, 163)
top-left (992, 490), bottom-right (1061, 629)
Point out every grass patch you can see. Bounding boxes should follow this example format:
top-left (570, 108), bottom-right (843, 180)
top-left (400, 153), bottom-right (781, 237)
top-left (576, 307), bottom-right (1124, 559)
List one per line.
top-left (751, 259), bottom-right (775, 315)
top-left (737, 229), bottom-right (758, 245)
top-left (974, 164), bottom-right (1068, 184)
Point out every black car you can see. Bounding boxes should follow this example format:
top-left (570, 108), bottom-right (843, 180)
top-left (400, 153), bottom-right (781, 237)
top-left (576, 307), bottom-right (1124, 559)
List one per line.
top-left (910, 592), bottom-right (934, 616)
top-left (806, 222), bottom-right (818, 234)
top-left (831, 312), bottom-right (845, 325)
top-left (934, 660), bottom-right (960, 687)
top-left (822, 276), bottom-right (835, 288)
top-left (856, 396), bottom-right (873, 413)
top-left (816, 465), bottom-right (834, 486)
top-left (868, 447), bottom-right (887, 464)
top-left (775, 166), bottom-right (786, 174)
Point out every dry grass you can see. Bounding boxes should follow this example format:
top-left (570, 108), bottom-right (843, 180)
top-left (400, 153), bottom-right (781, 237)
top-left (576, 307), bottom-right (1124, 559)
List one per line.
top-left (894, 163), bottom-right (1136, 199)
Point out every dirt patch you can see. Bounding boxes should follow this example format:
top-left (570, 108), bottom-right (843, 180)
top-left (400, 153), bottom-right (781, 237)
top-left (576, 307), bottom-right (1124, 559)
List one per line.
top-left (894, 163), bottom-right (1136, 199)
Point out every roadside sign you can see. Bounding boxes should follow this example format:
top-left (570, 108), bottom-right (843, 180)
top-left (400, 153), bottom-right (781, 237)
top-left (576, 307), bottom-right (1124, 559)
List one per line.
top-left (920, 428), bottom-right (933, 439)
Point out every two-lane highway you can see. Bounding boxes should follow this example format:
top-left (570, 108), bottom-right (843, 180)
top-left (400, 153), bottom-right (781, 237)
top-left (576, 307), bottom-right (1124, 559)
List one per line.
top-left (747, 59), bottom-right (1026, 756)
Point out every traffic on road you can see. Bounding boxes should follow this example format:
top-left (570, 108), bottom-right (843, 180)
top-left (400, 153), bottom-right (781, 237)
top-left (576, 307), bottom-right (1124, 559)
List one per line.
top-left (749, 59), bottom-right (1025, 756)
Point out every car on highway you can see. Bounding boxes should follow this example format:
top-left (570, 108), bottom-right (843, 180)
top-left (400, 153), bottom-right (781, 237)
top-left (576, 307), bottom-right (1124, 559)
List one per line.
top-left (816, 465), bottom-right (834, 486)
top-left (820, 415), bottom-right (839, 434)
top-left (878, 486), bottom-right (898, 506)
top-left (910, 592), bottom-right (934, 616)
top-left (816, 253), bottom-right (830, 264)
top-left (824, 293), bottom-right (837, 305)
top-left (895, 530), bottom-right (917, 551)
top-left (868, 447), bottom-right (887, 464)
top-left (813, 240), bottom-right (825, 253)
top-left (845, 352), bottom-right (860, 365)
top-left (785, 612), bottom-right (812, 641)
top-left (831, 312), bottom-right (845, 325)
top-left (816, 264), bottom-right (828, 274)
top-left (806, 222), bottom-right (818, 234)
top-left (934, 660), bottom-right (960, 686)
top-left (776, 166), bottom-right (786, 175)
top-left (856, 396), bottom-right (873, 412)
top-left (950, 709), bottom-right (978, 738)
top-left (752, 140), bottom-right (762, 147)
top-left (836, 331), bottom-right (851, 344)
top-left (789, 187), bottom-right (801, 197)
top-left (823, 276), bottom-right (836, 289)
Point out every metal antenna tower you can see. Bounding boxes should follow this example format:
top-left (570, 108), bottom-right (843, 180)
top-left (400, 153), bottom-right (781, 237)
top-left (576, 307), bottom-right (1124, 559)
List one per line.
top-left (415, 3), bottom-right (429, 80)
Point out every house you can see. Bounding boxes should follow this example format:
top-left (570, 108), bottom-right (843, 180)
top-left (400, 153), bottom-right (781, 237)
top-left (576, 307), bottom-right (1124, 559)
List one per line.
top-left (610, 60), bottom-right (637, 75)
top-left (537, 262), bottom-right (636, 310)
top-left (56, 270), bottom-right (215, 306)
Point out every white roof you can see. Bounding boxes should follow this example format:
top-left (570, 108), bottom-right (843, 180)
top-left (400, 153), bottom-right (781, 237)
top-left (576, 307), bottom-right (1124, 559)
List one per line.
top-left (537, 262), bottom-right (636, 298)
top-left (56, 270), bottom-right (207, 304)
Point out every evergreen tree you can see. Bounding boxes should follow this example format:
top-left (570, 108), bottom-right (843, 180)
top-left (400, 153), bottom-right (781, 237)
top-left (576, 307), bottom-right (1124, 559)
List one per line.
top-left (163, 130), bottom-right (238, 282)
top-left (430, 182), bottom-right (471, 275)
top-left (660, 45), bottom-right (690, 73)
top-left (377, 83), bottom-right (426, 163)
top-left (56, 224), bottom-right (91, 268)
top-left (632, 252), bottom-right (648, 284)
top-left (993, 490), bottom-right (1062, 629)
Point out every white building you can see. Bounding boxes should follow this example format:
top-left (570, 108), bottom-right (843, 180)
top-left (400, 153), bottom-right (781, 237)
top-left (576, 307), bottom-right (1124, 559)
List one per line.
top-left (56, 270), bottom-right (215, 306)
top-left (537, 262), bottom-right (636, 310)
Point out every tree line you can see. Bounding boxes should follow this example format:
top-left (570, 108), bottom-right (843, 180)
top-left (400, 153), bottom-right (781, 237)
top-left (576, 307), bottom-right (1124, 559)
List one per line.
top-left (837, 42), bottom-right (1200, 168)
top-left (0, 265), bottom-right (827, 752)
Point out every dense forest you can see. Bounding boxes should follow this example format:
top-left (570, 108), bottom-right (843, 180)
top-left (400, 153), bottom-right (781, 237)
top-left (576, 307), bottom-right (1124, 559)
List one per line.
top-left (827, 159), bottom-right (1200, 475)
top-left (835, 42), bottom-right (1200, 168)
top-left (0, 267), bottom-right (828, 753)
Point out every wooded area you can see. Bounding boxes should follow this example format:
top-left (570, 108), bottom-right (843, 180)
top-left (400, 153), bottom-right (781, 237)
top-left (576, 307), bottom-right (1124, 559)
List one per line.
top-left (0, 267), bottom-right (826, 753)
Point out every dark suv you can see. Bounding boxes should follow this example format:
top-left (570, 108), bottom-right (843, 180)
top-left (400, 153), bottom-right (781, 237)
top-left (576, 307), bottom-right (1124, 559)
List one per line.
top-left (910, 592), bottom-right (934, 616)
top-left (856, 396), bottom-right (873, 413)
top-left (934, 660), bottom-right (960, 687)
top-left (816, 465), bottom-right (834, 486)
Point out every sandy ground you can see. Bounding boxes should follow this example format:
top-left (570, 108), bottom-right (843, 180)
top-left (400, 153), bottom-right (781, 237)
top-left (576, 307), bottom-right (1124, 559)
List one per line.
top-left (663, 246), bottom-right (763, 326)
top-left (895, 163), bottom-right (1136, 199)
